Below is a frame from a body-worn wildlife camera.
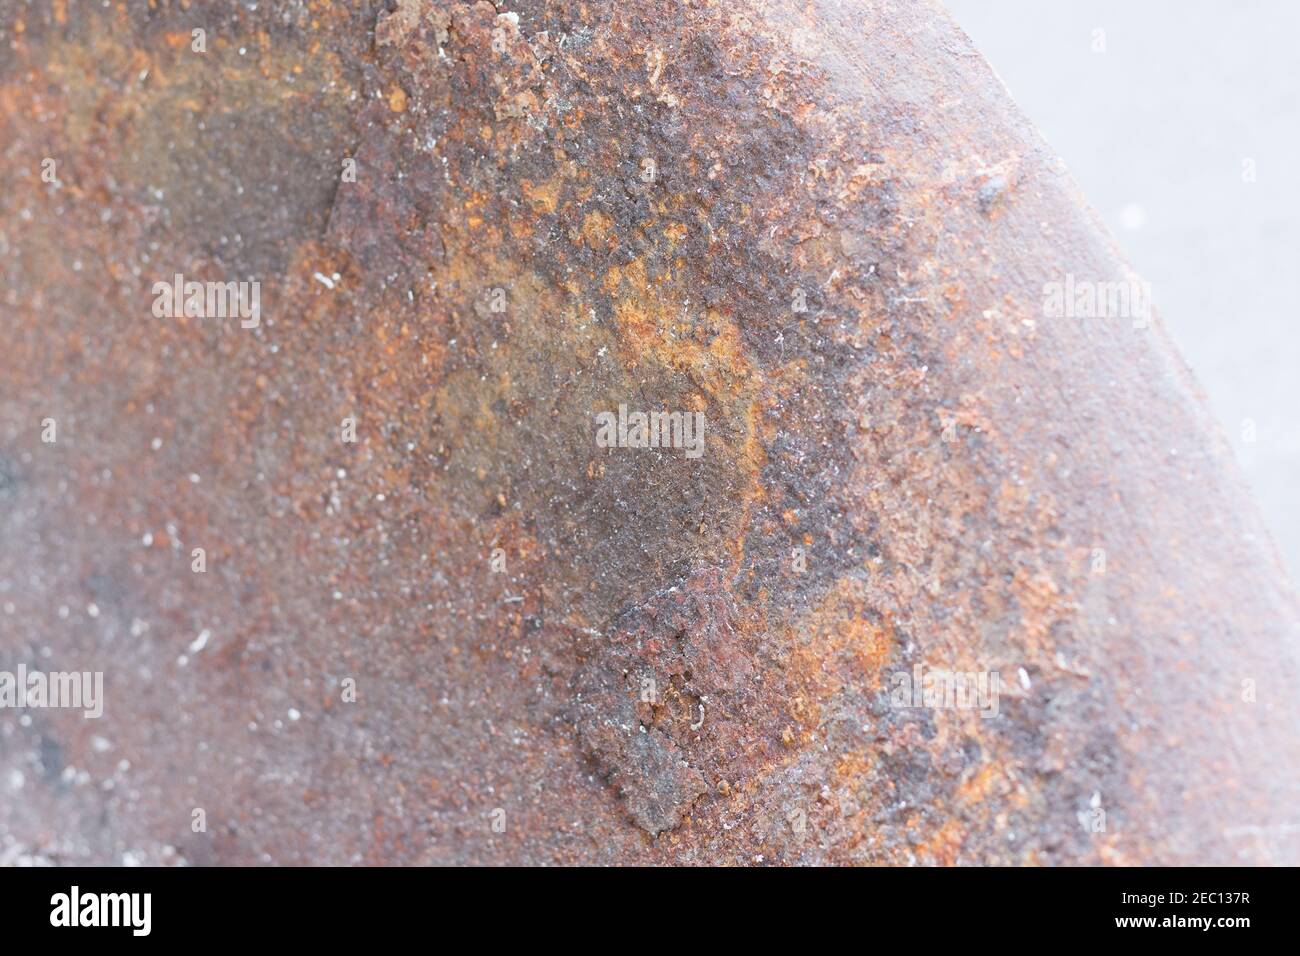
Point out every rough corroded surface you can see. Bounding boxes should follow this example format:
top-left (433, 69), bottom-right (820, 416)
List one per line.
top-left (1, 0), bottom-right (1298, 864)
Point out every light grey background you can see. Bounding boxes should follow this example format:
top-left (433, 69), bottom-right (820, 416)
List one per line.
top-left (944, 0), bottom-right (1300, 581)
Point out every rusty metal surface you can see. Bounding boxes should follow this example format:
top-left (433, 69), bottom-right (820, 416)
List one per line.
top-left (1, 0), bottom-right (1297, 865)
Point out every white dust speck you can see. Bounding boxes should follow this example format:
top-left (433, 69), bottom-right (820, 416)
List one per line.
top-left (188, 629), bottom-right (211, 654)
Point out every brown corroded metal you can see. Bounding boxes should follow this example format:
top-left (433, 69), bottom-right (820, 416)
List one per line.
top-left (1, 0), bottom-right (1298, 865)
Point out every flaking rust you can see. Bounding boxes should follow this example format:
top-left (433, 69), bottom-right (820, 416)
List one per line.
top-left (1, 0), bottom-right (1298, 865)
top-left (567, 567), bottom-right (744, 835)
